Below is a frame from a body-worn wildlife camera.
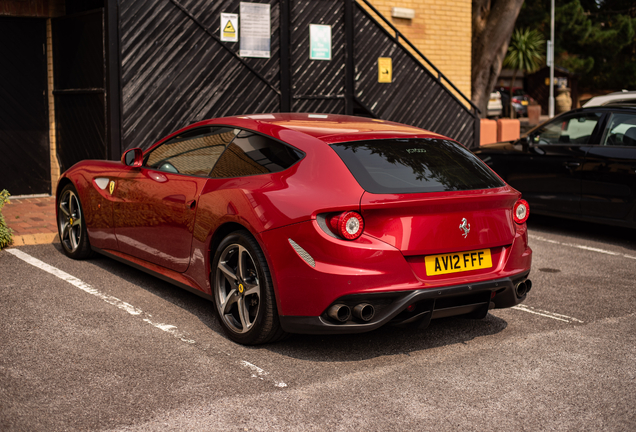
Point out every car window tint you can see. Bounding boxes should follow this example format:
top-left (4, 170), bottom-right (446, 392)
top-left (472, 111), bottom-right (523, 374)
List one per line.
top-left (531, 112), bottom-right (602, 145)
top-left (145, 127), bottom-right (237, 176)
top-left (210, 129), bottom-right (303, 178)
top-left (602, 113), bottom-right (636, 146)
top-left (330, 139), bottom-right (504, 194)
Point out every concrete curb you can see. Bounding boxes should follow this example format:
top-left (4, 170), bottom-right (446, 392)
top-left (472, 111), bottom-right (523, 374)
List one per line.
top-left (9, 233), bottom-right (59, 247)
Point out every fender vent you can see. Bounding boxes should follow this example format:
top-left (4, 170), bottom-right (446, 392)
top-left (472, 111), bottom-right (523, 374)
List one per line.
top-left (288, 239), bottom-right (316, 268)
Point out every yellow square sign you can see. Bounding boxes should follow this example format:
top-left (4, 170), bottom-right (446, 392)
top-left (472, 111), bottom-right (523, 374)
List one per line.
top-left (378, 57), bottom-right (392, 83)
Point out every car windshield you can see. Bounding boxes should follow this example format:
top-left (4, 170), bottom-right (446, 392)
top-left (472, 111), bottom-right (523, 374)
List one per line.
top-left (529, 112), bottom-right (602, 145)
top-left (330, 138), bottom-right (504, 194)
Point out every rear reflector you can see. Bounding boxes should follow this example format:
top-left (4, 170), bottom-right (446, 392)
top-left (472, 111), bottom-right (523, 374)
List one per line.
top-left (513, 199), bottom-right (529, 224)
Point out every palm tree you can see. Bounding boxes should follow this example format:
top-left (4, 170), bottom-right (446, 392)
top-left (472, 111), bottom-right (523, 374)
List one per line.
top-left (503, 28), bottom-right (545, 118)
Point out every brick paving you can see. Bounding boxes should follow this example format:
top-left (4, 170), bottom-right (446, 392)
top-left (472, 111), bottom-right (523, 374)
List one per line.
top-left (2, 195), bottom-right (59, 246)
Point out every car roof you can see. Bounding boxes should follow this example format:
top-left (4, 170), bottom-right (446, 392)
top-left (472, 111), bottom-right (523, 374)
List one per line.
top-left (582, 91), bottom-right (636, 107)
top-left (193, 113), bottom-right (447, 145)
top-left (565, 105), bottom-right (636, 114)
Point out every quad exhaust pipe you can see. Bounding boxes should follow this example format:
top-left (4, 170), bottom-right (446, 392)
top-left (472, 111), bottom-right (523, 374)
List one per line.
top-left (353, 303), bottom-right (375, 322)
top-left (329, 279), bottom-right (532, 324)
top-left (515, 279), bottom-right (533, 297)
top-left (327, 303), bottom-right (376, 323)
top-left (327, 304), bottom-right (351, 322)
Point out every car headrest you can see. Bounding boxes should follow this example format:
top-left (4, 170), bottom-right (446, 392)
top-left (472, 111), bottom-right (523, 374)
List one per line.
top-left (624, 126), bottom-right (636, 146)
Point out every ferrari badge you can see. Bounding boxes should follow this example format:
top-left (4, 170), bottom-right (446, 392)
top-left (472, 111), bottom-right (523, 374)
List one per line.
top-left (459, 217), bottom-right (470, 238)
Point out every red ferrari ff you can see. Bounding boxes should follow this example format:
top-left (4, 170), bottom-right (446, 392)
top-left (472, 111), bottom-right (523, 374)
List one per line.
top-left (56, 114), bottom-right (532, 345)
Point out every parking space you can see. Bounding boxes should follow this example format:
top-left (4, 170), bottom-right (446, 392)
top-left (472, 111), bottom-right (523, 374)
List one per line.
top-left (1, 218), bottom-right (635, 431)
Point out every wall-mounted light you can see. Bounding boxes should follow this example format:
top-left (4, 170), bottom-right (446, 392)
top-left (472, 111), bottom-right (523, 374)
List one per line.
top-left (391, 7), bottom-right (415, 20)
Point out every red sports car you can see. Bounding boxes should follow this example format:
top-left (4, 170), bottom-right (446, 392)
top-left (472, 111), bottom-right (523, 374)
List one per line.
top-left (56, 114), bottom-right (532, 345)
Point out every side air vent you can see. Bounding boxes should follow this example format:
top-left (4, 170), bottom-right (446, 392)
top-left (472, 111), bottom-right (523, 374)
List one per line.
top-left (94, 177), bottom-right (110, 190)
top-left (288, 239), bottom-right (316, 268)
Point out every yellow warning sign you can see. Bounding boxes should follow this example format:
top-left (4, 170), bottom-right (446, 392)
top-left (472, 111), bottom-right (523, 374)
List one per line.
top-left (223, 21), bottom-right (236, 38)
top-left (378, 57), bottom-right (392, 83)
top-left (220, 13), bottom-right (238, 42)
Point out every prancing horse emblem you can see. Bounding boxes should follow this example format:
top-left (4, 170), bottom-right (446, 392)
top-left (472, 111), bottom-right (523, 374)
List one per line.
top-left (459, 218), bottom-right (470, 238)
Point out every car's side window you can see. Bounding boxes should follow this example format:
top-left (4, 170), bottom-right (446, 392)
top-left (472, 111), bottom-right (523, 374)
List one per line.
top-left (145, 127), bottom-right (237, 176)
top-left (530, 113), bottom-right (602, 145)
top-left (602, 113), bottom-right (636, 146)
top-left (210, 129), bottom-right (303, 178)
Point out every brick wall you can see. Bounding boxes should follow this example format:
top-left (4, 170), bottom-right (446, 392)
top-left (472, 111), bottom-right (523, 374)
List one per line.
top-left (46, 19), bottom-right (60, 192)
top-left (364, 0), bottom-right (472, 100)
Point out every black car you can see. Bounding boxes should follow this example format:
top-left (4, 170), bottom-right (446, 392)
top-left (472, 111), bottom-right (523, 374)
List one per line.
top-left (474, 106), bottom-right (636, 228)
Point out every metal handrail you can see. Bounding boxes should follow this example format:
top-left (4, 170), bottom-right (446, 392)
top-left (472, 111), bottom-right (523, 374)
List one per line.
top-left (356, 0), bottom-right (480, 114)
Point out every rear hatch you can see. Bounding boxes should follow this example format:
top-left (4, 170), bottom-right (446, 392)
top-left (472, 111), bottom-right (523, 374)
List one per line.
top-left (331, 138), bottom-right (519, 281)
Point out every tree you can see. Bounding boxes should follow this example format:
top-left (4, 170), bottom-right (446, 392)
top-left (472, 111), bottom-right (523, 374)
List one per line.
top-left (472, 0), bottom-right (525, 118)
top-left (503, 28), bottom-right (545, 117)
top-left (515, 0), bottom-right (636, 92)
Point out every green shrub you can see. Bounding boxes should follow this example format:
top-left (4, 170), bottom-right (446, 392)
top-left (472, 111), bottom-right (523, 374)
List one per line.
top-left (0, 189), bottom-right (13, 249)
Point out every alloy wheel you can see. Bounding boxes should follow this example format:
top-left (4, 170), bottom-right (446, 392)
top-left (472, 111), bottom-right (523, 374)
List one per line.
top-left (58, 189), bottom-right (83, 253)
top-left (215, 243), bottom-right (261, 334)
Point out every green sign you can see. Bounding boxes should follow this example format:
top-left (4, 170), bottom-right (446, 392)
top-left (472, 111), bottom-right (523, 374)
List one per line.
top-left (309, 24), bottom-right (331, 61)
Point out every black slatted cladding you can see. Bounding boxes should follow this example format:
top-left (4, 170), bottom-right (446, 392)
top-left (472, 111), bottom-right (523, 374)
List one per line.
top-left (291, 0), bottom-right (346, 114)
top-left (117, 0), bottom-right (477, 153)
top-left (120, 0), bottom-right (281, 151)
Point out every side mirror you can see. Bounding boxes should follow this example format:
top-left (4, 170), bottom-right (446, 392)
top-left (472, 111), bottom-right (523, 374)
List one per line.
top-left (121, 148), bottom-right (143, 167)
top-left (521, 135), bottom-right (531, 152)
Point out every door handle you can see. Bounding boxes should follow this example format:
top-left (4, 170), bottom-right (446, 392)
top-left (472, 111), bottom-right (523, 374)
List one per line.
top-left (564, 162), bottom-right (580, 169)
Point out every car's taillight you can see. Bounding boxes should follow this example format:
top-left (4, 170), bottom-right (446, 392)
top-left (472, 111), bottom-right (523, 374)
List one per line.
top-left (513, 199), bottom-right (529, 224)
top-left (329, 211), bottom-right (365, 240)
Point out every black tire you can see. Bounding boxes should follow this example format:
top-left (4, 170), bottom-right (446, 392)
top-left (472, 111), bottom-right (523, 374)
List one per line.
top-left (211, 230), bottom-right (286, 345)
top-left (57, 184), bottom-right (92, 259)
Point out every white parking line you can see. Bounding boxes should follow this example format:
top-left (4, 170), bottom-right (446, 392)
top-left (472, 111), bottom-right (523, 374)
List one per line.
top-left (5, 248), bottom-right (287, 388)
top-left (512, 304), bottom-right (584, 323)
top-left (529, 234), bottom-right (636, 260)
top-left (6, 248), bottom-right (144, 316)
top-left (241, 361), bottom-right (288, 388)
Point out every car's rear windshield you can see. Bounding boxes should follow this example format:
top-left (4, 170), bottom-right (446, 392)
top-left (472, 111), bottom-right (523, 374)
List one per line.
top-left (330, 138), bottom-right (504, 194)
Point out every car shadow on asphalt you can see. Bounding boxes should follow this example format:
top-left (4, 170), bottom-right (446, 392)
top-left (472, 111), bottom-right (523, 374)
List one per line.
top-left (64, 244), bottom-right (509, 361)
top-left (528, 214), bottom-right (636, 250)
top-left (267, 315), bottom-right (508, 361)
top-left (51, 243), bottom-right (225, 334)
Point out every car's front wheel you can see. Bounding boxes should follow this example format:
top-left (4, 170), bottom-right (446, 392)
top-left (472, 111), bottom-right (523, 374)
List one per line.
top-left (211, 230), bottom-right (285, 345)
top-left (57, 184), bottom-right (92, 259)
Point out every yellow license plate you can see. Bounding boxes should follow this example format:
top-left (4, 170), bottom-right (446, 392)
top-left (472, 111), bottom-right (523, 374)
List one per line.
top-left (521, 100), bottom-right (529, 105)
top-left (425, 249), bottom-right (492, 276)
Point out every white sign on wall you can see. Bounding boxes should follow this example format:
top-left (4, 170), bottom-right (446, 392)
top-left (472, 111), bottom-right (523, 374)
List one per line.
top-left (239, 2), bottom-right (271, 58)
top-left (309, 24), bottom-right (331, 60)
top-left (220, 13), bottom-right (239, 42)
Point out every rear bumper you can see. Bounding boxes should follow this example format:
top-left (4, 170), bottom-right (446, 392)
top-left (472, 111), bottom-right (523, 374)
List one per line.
top-left (279, 272), bottom-right (530, 334)
top-left (260, 216), bottom-right (531, 331)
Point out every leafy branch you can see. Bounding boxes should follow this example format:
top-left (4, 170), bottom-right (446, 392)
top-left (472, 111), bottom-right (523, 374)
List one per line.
top-left (0, 190), bottom-right (13, 249)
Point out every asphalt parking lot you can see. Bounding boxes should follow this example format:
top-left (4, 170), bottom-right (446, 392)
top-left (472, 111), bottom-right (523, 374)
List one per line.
top-left (1, 216), bottom-right (635, 431)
